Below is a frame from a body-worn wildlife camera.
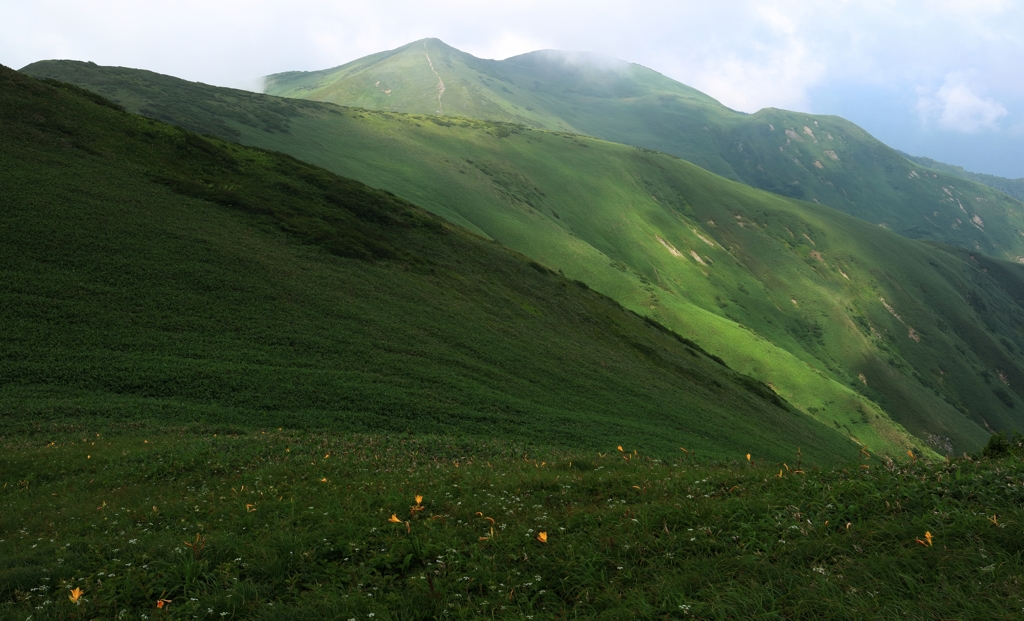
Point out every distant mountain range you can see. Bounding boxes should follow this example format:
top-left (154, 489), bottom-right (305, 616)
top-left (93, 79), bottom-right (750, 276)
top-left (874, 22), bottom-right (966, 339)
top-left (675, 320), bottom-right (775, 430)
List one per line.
top-left (265, 39), bottom-right (1024, 263)
top-left (897, 151), bottom-right (1024, 202)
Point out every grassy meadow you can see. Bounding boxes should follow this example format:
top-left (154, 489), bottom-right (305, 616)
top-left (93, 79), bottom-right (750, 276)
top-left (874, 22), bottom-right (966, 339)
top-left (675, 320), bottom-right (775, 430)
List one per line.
top-left (4, 429), bottom-right (1024, 619)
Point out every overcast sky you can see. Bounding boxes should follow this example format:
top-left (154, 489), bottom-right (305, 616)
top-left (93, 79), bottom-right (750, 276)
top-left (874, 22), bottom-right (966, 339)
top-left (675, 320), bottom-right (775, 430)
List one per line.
top-left (4, 0), bottom-right (1022, 177)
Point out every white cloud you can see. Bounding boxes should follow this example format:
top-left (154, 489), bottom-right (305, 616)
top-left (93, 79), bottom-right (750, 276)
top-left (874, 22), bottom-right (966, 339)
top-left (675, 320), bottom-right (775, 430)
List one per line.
top-left (680, 39), bottom-right (825, 112)
top-left (917, 73), bottom-right (1008, 133)
top-left (462, 32), bottom-right (554, 61)
top-left (2, 0), bottom-right (1023, 116)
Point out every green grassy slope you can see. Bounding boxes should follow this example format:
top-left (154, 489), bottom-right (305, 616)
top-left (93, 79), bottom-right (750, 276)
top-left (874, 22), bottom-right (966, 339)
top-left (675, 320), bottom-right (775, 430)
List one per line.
top-left (4, 430), bottom-right (1024, 619)
top-left (899, 150), bottom-right (1024, 202)
top-left (0, 65), bottom-right (862, 464)
top-left (258, 40), bottom-right (1024, 261)
top-left (22, 62), bottom-right (1024, 456)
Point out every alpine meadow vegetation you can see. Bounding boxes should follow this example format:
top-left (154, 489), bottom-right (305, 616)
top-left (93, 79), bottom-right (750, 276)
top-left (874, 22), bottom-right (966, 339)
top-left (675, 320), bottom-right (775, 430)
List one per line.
top-left (6, 47), bottom-right (1024, 620)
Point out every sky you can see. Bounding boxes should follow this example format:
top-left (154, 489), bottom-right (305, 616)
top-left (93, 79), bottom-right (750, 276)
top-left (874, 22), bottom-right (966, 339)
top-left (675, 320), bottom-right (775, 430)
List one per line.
top-left (3, 0), bottom-right (1022, 177)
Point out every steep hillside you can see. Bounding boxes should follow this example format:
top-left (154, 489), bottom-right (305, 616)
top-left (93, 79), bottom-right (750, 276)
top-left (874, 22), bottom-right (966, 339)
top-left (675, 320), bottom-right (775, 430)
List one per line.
top-left (258, 39), bottom-right (1024, 261)
top-left (20, 61), bottom-right (1024, 456)
top-left (0, 65), bottom-right (864, 463)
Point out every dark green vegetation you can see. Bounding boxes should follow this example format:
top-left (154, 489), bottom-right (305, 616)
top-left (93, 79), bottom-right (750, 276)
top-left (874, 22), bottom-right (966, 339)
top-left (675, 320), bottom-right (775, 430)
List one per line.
top-left (20, 60), bottom-right (1024, 456)
top-left (5, 429), bottom-right (1024, 619)
top-left (0, 64), bottom-right (857, 462)
top-left (899, 150), bottom-right (1024, 202)
top-left (260, 39), bottom-right (1024, 262)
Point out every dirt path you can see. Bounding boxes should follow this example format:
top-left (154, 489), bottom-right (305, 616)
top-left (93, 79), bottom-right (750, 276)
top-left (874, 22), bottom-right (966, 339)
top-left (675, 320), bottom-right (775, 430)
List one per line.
top-left (424, 42), bottom-right (445, 115)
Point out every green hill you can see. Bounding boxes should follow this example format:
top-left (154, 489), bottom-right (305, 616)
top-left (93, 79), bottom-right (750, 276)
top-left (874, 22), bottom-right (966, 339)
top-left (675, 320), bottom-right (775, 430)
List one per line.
top-left (260, 39), bottom-right (1024, 262)
top-left (20, 61), bottom-right (1024, 456)
top-left (0, 64), bottom-right (866, 463)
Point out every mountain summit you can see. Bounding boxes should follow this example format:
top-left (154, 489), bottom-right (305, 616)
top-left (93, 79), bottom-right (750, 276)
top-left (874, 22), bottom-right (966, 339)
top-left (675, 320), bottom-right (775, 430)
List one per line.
top-left (264, 38), bottom-right (721, 133)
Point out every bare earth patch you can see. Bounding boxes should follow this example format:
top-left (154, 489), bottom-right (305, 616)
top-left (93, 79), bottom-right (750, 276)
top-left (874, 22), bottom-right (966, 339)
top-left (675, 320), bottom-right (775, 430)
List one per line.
top-left (656, 236), bottom-right (683, 258)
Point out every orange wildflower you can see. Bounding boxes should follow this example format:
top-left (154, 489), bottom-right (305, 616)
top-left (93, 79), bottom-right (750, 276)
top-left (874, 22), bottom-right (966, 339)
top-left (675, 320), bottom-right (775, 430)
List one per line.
top-left (69, 587), bottom-right (84, 605)
top-left (536, 532), bottom-right (548, 543)
top-left (388, 514), bottom-right (402, 523)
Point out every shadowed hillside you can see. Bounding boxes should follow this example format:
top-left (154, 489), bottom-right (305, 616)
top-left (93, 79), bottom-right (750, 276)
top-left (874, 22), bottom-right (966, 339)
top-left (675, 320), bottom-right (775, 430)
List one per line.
top-left (1, 64), bottom-right (868, 462)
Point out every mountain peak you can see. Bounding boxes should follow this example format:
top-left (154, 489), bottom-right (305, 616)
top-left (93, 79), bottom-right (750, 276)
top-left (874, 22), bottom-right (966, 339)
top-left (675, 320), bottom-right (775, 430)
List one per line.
top-left (263, 39), bottom-right (724, 130)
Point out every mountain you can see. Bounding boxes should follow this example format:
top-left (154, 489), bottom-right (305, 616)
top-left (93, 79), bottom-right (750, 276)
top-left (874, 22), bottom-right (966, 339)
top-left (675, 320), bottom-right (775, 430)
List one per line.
top-left (21, 60), bottom-right (1024, 456)
top-left (0, 64), bottom-right (867, 462)
top-left (898, 151), bottom-right (1024, 203)
top-left (263, 39), bottom-right (1024, 263)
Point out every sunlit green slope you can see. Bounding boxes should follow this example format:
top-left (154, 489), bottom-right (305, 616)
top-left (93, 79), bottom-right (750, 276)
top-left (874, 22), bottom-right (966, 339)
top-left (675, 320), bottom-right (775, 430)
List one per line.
top-left (0, 65), bottom-right (867, 463)
top-left (260, 39), bottom-right (1024, 261)
top-left (24, 61), bottom-right (1024, 456)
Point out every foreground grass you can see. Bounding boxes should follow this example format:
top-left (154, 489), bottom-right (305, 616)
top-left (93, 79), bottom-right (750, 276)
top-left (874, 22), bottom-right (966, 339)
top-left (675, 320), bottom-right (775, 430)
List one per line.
top-left (3, 429), bottom-right (1023, 620)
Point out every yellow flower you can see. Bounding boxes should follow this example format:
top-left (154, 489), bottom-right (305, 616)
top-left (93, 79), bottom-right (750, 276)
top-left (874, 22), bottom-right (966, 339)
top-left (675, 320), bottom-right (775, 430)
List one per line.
top-left (617, 446), bottom-right (623, 452)
top-left (746, 453), bottom-right (751, 462)
top-left (415, 495), bottom-right (423, 505)
top-left (925, 531), bottom-right (933, 546)
top-left (69, 587), bottom-right (84, 605)
top-left (536, 532), bottom-right (548, 543)
top-left (388, 514), bottom-right (402, 523)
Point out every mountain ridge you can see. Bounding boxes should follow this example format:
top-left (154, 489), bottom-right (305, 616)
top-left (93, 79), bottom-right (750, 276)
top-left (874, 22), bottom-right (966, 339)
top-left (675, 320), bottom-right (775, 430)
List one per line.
top-left (261, 39), bottom-right (1024, 263)
top-left (898, 150), bottom-right (1024, 202)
